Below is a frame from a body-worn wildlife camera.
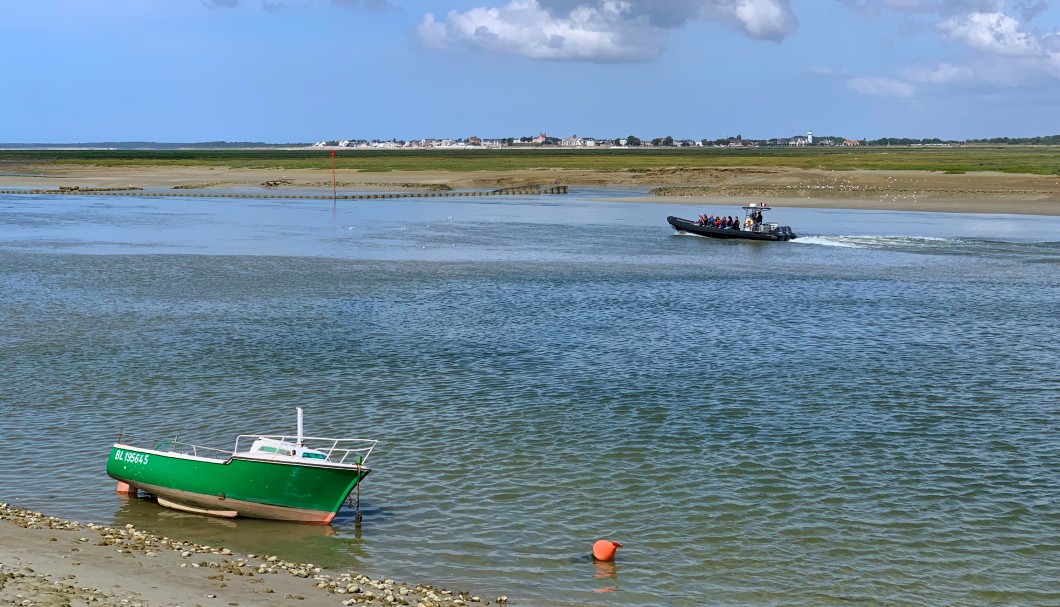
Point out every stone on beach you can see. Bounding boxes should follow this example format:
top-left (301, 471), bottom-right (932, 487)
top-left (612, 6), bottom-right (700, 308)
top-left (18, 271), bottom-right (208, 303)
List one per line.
top-left (0, 502), bottom-right (501, 607)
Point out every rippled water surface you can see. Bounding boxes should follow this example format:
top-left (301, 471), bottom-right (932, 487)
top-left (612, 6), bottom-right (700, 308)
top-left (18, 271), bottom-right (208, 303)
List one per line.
top-left (1, 191), bottom-right (1058, 607)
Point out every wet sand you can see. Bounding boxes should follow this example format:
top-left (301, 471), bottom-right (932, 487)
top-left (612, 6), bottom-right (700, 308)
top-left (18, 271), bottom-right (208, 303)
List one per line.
top-left (0, 503), bottom-right (501, 607)
top-left (0, 164), bottom-right (1057, 215)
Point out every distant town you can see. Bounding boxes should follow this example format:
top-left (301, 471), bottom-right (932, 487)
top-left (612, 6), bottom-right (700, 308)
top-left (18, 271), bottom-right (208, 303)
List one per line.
top-left (2, 133), bottom-right (1056, 151)
top-left (310, 132), bottom-right (1060, 150)
top-left (315, 131), bottom-right (865, 149)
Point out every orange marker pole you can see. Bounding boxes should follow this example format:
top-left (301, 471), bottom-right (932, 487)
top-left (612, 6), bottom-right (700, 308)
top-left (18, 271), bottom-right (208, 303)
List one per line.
top-left (592, 539), bottom-right (623, 562)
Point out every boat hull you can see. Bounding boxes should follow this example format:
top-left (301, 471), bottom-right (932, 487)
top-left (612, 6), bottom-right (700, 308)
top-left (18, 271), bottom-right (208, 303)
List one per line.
top-left (667, 216), bottom-right (796, 241)
top-left (107, 445), bottom-right (370, 524)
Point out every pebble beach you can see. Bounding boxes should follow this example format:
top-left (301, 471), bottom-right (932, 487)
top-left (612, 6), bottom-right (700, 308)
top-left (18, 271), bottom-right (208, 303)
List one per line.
top-left (0, 503), bottom-right (504, 607)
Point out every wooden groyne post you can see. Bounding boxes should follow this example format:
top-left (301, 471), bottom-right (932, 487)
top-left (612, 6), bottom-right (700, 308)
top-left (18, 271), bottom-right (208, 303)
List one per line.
top-left (0, 185), bottom-right (569, 200)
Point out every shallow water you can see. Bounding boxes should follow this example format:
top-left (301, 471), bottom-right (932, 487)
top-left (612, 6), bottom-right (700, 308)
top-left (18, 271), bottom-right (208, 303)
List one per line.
top-left (1, 190), bottom-right (1058, 607)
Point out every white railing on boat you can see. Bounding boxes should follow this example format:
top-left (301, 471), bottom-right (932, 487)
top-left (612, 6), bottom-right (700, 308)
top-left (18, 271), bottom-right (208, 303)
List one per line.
top-left (234, 434), bottom-right (377, 467)
top-left (152, 439), bottom-right (232, 460)
top-left (115, 433), bottom-right (234, 461)
top-left (115, 432), bottom-right (377, 467)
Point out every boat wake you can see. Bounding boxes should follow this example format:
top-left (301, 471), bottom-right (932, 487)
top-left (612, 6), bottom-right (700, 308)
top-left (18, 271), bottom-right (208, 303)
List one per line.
top-left (794, 235), bottom-right (1059, 263)
top-left (795, 235), bottom-right (955, 250)
top-left (793, 236), bottom-right (860, 248)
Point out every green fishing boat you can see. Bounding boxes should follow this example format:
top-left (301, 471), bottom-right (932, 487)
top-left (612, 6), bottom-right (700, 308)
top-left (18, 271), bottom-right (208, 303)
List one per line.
top-left (106, 408), bottom-right (377, 524)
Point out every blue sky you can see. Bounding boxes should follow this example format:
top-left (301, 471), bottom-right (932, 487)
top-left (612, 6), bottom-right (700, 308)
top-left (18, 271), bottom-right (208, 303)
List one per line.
top-left (2, 0), bottom-right (1058, 142)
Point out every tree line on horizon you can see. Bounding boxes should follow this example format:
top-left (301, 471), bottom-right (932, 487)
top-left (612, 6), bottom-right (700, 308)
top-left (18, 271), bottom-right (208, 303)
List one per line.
top-left (619, 134), bottom-right (1060, 147)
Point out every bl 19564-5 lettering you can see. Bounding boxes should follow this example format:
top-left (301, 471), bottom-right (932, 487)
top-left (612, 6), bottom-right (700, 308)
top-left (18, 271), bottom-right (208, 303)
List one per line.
top-left (115, 450), bottom-right (150, 465)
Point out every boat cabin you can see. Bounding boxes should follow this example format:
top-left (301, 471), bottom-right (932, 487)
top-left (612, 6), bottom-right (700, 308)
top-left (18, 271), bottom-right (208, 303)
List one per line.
top-left (243, 436), bottom-right (329, 462)
top-left (742, 203), bottom-right (780, 234)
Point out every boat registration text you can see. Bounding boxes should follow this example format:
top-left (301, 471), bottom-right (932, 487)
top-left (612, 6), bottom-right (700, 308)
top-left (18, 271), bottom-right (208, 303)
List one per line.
top-left (114, 450), bottom-right (150, 465)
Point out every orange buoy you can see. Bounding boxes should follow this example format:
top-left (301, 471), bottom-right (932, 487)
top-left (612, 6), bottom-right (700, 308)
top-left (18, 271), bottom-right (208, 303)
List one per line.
top-left (592, 539), bottom-right (623, 562)
top-left (116, 482), bottom-right (134, 494)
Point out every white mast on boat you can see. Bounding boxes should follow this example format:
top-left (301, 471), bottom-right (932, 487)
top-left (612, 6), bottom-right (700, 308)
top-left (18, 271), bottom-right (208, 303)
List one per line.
top-left (296, 407), bottom-right (304, 446)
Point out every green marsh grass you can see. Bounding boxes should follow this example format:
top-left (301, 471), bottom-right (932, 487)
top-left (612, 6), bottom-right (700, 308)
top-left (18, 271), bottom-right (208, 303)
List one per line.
top-left (1, 146), bottom-right (1057, 175)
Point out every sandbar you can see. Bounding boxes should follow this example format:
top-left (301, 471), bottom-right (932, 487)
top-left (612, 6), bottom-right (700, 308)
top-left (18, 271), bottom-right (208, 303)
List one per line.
top-left (0, 164), bottom-right (1057, 215)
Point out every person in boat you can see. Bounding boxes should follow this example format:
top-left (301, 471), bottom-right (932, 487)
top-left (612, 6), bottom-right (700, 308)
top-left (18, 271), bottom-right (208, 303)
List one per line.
top-left (697, 213), bottom-right (708, 226)
top-left (744, 216), bottom-right (754, 230)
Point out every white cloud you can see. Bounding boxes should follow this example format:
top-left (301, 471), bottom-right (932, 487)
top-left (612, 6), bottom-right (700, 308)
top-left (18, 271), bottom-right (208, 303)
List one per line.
top-left (718, 0), bottom-right (800, 40)
top-left (938, 11), bottom-right (1042, 55)
top-left (847, 76), bottom-right (917, 96)
top-left (1013, 0), bottom-right (1048, 22)
top-left (808, 66), bottom-right (850, 76)
top-left (901, 61), bottom-right (974, 82)
top-left (418, 0), bottom-right (799, 62)
top-left (418, 1), bottom-right (666, 62)
top-left (1046, 33), bottom-right (1060, 75)
top-left (1044, 32), bottom-right (1060, 54)
top-left (839, 1), bottom-right (1008, 17)
top-left (842, 4), bottom-right (1060, 93)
